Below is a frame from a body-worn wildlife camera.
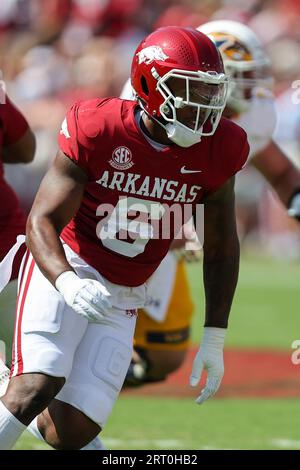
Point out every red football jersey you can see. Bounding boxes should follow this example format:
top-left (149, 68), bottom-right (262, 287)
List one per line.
top-left (0, 96), bottom-right (28, 269)
top-left (59, 98), bottom-right (249, 286)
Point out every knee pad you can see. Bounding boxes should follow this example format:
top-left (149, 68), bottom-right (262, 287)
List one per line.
top-left (57, 336), bottom-right (132, 427)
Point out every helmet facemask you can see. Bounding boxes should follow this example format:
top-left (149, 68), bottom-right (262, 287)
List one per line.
top-left (224, 57), bottom-right (274, 113)
top-left (155, 69), bottom-right (229, 147)
top-left (196, 25), bottom-right (275, 115)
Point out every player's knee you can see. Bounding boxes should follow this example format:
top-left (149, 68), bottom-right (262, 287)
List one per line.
top-left (40, 401), bottom-right (100, 450)
top-left (49, 429), bottom-right (99, 450)
top-left (125, 348), bottom-right (187, 386)
top-left (2, 374), bottom-right (65, 424)
top-left (45, 424), bottom-right (92, 450)
top-left (147, 349), bottom-right (187, 380)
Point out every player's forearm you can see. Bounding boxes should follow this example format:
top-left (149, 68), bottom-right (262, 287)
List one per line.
top-left (3, 129), bottom-right (36, 164)
top-left (270, 168), bottom-right (300, 209)
top-left (203, 234), bottom-right (240, 328)
top-left (252, 142), bottom-right (300, 208)
top-left (26, 214), bottom-right (74, 285)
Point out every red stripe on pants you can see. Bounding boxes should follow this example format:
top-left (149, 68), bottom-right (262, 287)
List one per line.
top-left (10, 250), bottom-right (30, 377)
top-left (10, 252), bottom-right (35, 377)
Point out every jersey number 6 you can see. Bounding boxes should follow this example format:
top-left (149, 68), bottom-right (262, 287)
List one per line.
top-left (97, 196), bottom-right (165, 258)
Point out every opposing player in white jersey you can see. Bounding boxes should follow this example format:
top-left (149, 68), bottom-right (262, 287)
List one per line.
top-left (199, 19), bottom-right (300, 208)
top-left (122, 20), bottom-right (300, 386)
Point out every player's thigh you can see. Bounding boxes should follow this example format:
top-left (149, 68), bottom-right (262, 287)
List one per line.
top-left (2, 373), bottom-right (65, 425)
top-left (144, 349), bottom-right (187, 379)
top-left (56, 307), bottom-right (137, 429)
top-left (10, 251), bottom-right (88, 380)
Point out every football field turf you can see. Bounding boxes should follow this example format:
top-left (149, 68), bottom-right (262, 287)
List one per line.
top-left (14, 398), bottom-right (300, 450)
top-left (14, 255), bottom-right (300, 450)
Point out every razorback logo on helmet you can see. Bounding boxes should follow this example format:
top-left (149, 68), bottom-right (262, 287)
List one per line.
top-left (109, 146), bottom-right (134, 170)
top-left (137, 46), bottom-right (169, 65)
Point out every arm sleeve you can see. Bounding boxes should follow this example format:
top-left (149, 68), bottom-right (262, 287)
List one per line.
top-left (1, 96), bottom-right (29, 146)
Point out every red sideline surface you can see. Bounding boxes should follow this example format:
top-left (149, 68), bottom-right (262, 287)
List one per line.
top-left (123, 348), bottom-right (300, 399)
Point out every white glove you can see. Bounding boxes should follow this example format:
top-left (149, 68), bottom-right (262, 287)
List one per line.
top-left (55, 271), bottom-right (112, 322)
top-left (288, 192), bottom-right (300, 221)
top-left (190, 327), bottom-right (225, 405)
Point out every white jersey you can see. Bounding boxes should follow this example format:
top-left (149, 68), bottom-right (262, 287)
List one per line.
top-left (144, 251), bottom-right (177, 322)
top-left (233, 93), bottom-right (277, 160)
top-left (273, 88), bottom-right (300, 168)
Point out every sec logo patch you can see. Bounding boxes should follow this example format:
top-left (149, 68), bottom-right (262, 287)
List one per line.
top-left (110, 146), bottom-right (134, 170)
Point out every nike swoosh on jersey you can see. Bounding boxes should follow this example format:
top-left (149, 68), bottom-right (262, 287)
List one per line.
top-left (180, 166), bottom-right (202, 174)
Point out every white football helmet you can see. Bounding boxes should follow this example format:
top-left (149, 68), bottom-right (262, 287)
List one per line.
top-left (198, 20), bottom-right (274, 113)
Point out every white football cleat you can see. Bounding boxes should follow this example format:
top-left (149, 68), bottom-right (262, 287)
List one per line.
top-left (0, 359), bottom-right (10, 397)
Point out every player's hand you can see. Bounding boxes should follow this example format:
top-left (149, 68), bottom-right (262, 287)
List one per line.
top-left (288, 192), bottom-right (300, 221)
top-left (172, 241), bottom-right (202, 263)
top-left (55, 271), bottom-right (111, 322)
top-left (171, 222), bottom-right (202, 263)
top-left (189, 327), bottom-right (226, 405)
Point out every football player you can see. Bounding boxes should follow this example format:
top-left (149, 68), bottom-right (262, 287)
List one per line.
top-left (122, 20), bottom-right (300, 387)
top-left (0, 26), bottom-right (249, 449)
top-left (0, 92), bottom-right (36, 365)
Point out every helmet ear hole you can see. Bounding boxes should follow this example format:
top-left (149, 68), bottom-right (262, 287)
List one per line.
top-left (141, 75), bottom-right (149, 95)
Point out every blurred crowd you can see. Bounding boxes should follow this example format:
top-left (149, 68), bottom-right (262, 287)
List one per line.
top-left (1, 0), bottom-right (300, 258)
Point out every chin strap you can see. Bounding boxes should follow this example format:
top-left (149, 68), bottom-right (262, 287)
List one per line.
top-left (165, 122), bottom-right (202, 148)
top-left (139, 101), bottom-right (201, 148)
